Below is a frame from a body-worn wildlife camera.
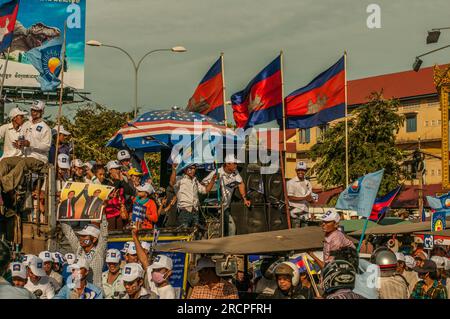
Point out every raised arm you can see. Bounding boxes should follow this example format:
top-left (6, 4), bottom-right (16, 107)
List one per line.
top-left (131, 226), bottom-right (150, 269)
top-left (60, 222), bottom-right (80, 253)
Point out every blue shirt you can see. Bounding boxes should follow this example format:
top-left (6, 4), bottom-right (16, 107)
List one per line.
top-left (54, 282), bottom-right (103, 299)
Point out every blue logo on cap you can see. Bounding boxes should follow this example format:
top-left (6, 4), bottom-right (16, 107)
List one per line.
top-left (37, 262), bottom-right (43, 268)
top-left (154, 256), bottom-right (160, 262)
top-left (111, 253), bottom-right (116, 258)
top-left (125, 267), bottom-right (131, 274)
top-left (45, 253), bottom-right (50, 257)
top-left (13, 264), bottom-right (20, 271)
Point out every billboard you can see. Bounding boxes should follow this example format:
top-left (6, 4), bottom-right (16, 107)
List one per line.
top-left (1, 0), bottom-right (86, 89)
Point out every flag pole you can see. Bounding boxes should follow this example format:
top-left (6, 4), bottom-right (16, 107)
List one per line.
top-left (344, 51), bottom-right (349, 186)
top-left (280, 50), bottom-right (292, 229)
top-left (220, 52), bottom-right (228, 127)
top-left (54, 22), bottom-right (67, 168)
top-left (357, 218), bottom-right (369, 253)
top-left (0, 47), bottom-right (11, 124)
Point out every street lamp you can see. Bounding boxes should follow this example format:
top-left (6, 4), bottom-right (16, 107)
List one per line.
top-left (412, 44), bottom-right (450, 72)
top-left (86, 40), bottom-right (187, 117)
top-left (426, 27), bottom-right (450, 44)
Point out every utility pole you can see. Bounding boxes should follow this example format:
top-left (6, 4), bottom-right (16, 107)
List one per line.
top-left (417, 137), bottom-right (425, 221)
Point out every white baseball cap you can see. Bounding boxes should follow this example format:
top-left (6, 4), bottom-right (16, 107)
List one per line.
top-left (22, 254), bottom-right (36, 267)
top-left (84, 162), bottom-right (93, 170)
top-left (395, 252), bottom-right (406, 263)
top-left (9, 107), bottom-right (27, 120)
top-left (193, 257), bottom-right (216, 272)
top-left (141, 242), bottom-right (151, 252)
top-left (125, 242), bottom-right (137, 255)
top-left (122, 263), bottom-right (144, 282)
top-left (69, 257), bottom-right (90, 271)
top-left (52, 125), bottom-right (71, 136)
top-left (58, 154), bottom-right (70, 169)
top-left (64, 253), bottom-right (77, 265)
top-left (31, 100), bottom-right (45, 111)
top-left (431, 256), bottom-right (446, 269)
top-left (321, 210), bottom-right (340, 223)
top-left (136, 183), bottom-right (155, 195)
top-left (121, 241), bottom-right (133, 253)
top-left (106, 160), bottom-right (121, 171)
top-left (151, 255), bottom-right (173, 271)
top-left (76, 224), bottom-right (101, 238)
top-left (52, 252), bottom-right (65, 264)
top-left (106, 249), bottom-right (122, 264)
top-left (28, 256), bottom-right (47, 277)
top-left (224, 154), bottom-right (238, 164)
top-left (38, 251), bottom-right (53, 263)
top-left (296, 161), bottom-right (307, 171)
top-left (72, 159), bottom-right (84, 168)
top-left (9, 262), bottom-right (27, 279)
top-left (117, 150), bottom-right (131, 161)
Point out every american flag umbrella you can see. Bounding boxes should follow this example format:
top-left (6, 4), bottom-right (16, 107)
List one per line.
top-left (107, 109), bottom-right (236, 152)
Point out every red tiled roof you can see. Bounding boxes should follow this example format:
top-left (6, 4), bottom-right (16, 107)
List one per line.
top-left (347, 64), bottom-right (449, 106)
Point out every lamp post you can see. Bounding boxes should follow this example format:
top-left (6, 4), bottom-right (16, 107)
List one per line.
top-left (427, 27), bottom-right (450, 44)
top-left (412, 44), bottom-right (450, 72)
top-left (86, 40), bottom-right (186, 118)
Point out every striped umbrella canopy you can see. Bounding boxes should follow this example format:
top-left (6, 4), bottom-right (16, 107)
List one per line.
top-left (107, 109), bottom-right (237, 152)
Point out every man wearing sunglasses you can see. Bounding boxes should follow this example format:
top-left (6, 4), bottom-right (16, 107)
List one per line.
top-left (121, 263), bottom-right (158, 299)
top-left (170, 163), bottom-right (217, 229)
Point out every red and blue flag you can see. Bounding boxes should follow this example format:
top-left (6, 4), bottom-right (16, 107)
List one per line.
top-left (285, 57), bottom-right (345, 129)
top-left (0, 0), bottom-right (19, 51)
top-left (187, 57), bottom-right (225, 122)
top-left (369, 186), bottom-right (402, 222)
top-left (231, 56), bottom-right (282, 128)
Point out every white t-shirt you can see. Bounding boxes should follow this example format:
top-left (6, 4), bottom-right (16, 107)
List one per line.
top-left (146, 266), bottom-right (176, 299)
top-left (286, 176), bottom-right (312, 213)
top-left (24, 277), bottom-right (55, 299)
top-left (22, 120), bottom-right (52, 163)
top-left (0, 122), bottom-right (24, 160)
top-left (202, 167), bottom-right (243, 210)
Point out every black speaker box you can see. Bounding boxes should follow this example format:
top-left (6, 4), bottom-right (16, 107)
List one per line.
top-left (230, 202), bottom-right (268, 235)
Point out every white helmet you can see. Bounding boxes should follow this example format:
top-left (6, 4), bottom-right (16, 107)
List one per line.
top-left (274, 261), bottom-right (300, 287)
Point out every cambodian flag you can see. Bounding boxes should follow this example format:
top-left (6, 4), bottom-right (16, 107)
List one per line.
top-left (285, 56), bottom-right (345, 129)
top-left (0, 0), bottom-right (19, 52)
top-left (368, 186), bottom-right (401, 222)
top-left (231, 56), bottom-right (282, 128)
top-left (186, 57), bottom-right (225, 122)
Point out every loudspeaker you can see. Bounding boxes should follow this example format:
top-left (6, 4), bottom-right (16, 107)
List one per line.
top-left (267, 204), bottom-right (288, 231)
top-left (266, 173), bottom-right (284, 202)
top-left (230, 202), bottom-right (268, 234)
top-left (245, 172), bottom-right (265, 204)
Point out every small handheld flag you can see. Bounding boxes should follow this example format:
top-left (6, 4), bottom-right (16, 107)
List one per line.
top-left (336, 169), bottom-right (384, 218)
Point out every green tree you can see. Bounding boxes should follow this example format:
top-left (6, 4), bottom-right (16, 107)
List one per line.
top-left (309, 92), bottom-right (409, 196)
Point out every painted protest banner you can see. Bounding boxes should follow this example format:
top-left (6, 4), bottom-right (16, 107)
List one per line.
top-left (57, 182), bottom-right (114, 222)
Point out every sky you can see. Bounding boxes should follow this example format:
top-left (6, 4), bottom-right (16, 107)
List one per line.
top-left (64, 0), bottom-right (450, 121)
